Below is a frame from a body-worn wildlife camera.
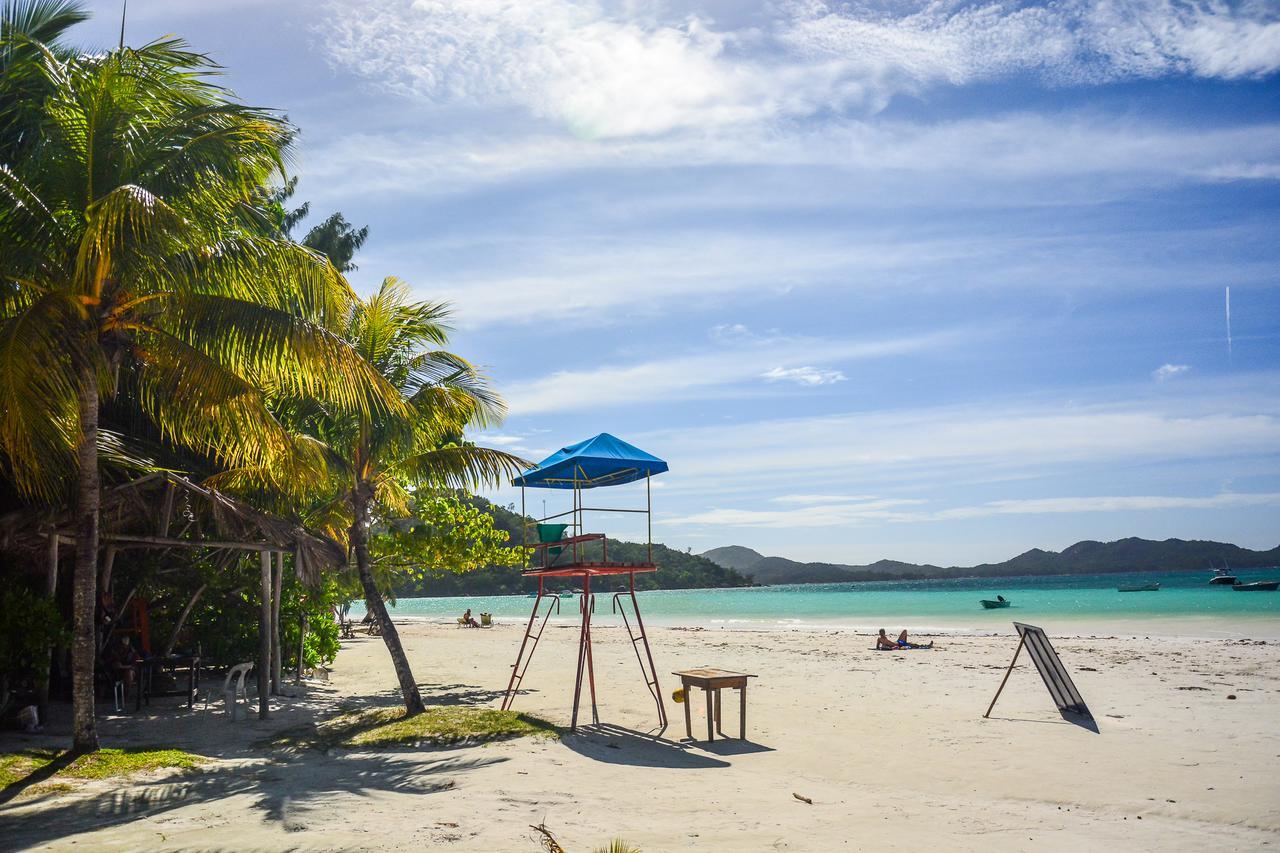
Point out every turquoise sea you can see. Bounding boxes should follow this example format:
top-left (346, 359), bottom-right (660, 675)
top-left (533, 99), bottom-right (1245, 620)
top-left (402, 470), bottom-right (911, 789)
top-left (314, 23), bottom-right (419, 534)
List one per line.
top-left (349, 568), bottom-right (1280, 637)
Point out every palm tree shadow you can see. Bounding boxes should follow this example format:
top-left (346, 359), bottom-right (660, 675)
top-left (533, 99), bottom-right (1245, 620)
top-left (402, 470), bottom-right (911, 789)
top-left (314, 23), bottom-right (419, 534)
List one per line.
top-left (0, 748), bottom-right (504, 847)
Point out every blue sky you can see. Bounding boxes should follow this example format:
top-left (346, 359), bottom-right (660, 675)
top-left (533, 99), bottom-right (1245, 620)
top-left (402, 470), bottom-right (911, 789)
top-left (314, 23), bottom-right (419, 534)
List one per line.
top-left (78, 0), bottom-right (1279, 565)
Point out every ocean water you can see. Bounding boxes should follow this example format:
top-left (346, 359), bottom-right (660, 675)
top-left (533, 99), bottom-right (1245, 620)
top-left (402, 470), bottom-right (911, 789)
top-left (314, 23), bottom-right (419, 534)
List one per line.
top-left (349, 568), bottom-right (1280, 637)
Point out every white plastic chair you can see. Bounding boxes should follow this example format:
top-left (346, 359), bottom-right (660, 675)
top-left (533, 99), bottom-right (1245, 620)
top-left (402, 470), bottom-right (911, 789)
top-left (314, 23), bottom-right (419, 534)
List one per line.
top-left (222, 662), bottom-right (254, 721)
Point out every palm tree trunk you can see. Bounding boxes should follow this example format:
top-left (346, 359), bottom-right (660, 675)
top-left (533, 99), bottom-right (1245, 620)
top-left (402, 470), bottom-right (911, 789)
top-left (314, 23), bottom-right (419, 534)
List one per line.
top-left (72, 362), bottom-right (100, 752)
top-left (350, 490), bottom-right (424, 716)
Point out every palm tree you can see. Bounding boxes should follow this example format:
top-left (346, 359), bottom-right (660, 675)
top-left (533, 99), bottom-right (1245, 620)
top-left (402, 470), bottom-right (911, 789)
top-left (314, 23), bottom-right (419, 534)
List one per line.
top-left (310, 277), bottom-right (526, 714)
top-left (0, 40), bottom-right (399, 750)
top-left (0, 0), bottom-right (88, 159)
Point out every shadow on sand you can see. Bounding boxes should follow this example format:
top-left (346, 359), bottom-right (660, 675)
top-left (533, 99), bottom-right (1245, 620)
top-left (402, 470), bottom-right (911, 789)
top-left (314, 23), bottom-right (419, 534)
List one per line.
top-left (986, 711), bottom-right (1100, 734)
top-left (0, 742), bottom-right (504, 847)
top-left (563, 722), bottom-right (774, 768)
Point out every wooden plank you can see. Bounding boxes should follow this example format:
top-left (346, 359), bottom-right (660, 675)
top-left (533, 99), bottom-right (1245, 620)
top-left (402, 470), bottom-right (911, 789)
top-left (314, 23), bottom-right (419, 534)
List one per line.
top-left (258, 551), bottom-right (271, 719)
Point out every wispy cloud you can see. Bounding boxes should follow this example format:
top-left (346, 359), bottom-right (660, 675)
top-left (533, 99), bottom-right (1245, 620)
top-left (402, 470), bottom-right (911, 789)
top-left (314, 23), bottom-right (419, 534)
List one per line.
top-left (501, 330), bottom-right (961, 415)
top-left (1154, 363), bottom-right (1191, 381)
top-left (643, 383), bottom-right (1280, 493)
top-left (300, 114), bottom-right (1280, 202)
top-left (319, 0), bottom-right (1280, 138)
top-left (761, 366), bottom-right (846, 386)
top-left (677, 491), bottom-right (1280, 528)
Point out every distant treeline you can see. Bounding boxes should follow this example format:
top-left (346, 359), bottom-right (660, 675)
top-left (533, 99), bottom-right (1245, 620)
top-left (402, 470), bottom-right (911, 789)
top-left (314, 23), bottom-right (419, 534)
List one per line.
top-left (390, 498), bottom-right (754, 597)
top-left (702, 538), bottom-right (1280, 585)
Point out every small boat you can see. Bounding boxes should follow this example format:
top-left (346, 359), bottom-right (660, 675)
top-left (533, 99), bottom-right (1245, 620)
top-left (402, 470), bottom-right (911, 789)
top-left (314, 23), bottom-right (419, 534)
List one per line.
top-left (1118, 582), bottom-right (1160, 592)
top-left (980, 596), bottom-right (1010, 609)
top-left (558, 589), bottom-right (576, 598)
top-left (1232, 580), bottom-right (1279, 592)
top-left (1209, 563), bottom-right (1237, 585)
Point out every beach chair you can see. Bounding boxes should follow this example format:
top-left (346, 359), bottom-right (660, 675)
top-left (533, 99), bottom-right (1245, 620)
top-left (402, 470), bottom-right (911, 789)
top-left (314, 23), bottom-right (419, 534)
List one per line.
top-left (480, 613), bottom-right (493, 628)
top-left (221, 662), bottom-right (254, 721)
top-left (537, 523), bottom-right (569, 568)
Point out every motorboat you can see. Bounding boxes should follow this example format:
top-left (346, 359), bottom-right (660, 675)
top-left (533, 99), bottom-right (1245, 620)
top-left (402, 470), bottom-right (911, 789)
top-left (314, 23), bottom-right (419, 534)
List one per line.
top-left (1118, 582), bottom-right (1160, 592)
top-left (1209, 564), bottom-right (1238, 585)
top-left (980, 596), bottom-right (1011, 609)
top-left (1232, 580), bottom-right (1279, 591)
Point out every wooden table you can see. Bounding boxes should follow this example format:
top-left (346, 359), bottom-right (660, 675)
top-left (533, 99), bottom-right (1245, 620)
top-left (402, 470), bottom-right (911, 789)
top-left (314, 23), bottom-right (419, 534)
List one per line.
top-left (672, 668), bottom-right (756, 742)
top-left (136, 655), bottom-right (200, 711)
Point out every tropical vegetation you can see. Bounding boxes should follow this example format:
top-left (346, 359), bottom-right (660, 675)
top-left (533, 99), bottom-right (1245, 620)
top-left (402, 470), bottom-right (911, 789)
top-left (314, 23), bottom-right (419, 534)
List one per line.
top-left (0, 1), bottom-right (523, 749)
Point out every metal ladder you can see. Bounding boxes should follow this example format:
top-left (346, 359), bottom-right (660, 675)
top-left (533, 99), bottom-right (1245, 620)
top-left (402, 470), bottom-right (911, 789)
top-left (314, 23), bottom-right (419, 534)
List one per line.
top-left (501, 588), bottom-right (561, 711)
top-left (612, 582), bottom-right (668, 730)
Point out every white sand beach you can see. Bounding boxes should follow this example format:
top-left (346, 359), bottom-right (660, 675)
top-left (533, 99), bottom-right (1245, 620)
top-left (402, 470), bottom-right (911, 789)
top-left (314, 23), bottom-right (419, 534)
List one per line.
top-left (3, 619), bottom-right (1278, 851)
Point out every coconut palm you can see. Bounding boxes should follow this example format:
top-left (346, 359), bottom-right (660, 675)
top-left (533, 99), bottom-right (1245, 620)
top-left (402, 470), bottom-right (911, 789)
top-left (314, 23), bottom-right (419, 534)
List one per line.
top-left (0, 40), bottom-right (399, 750)
top-left (0, 0), bottom-right (88, 159)
top-left (308, 277), bottom-right (526, 715)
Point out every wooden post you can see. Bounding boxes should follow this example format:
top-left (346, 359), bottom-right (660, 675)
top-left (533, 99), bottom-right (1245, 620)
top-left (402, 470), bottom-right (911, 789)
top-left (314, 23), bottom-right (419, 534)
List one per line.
top-left (984, 634), bottom-right (1027, 718)
top-left (297, 612), bottom-right (308, 682)
top-left (683, 679), bottom-right (692, 740)
top-left (739, 683), bottom-right (747, 740)
top-left (99, 545), bottom-right (116, 597)
top-left (37, 532), bottom-right (58, 724)
top-left (271, 551), bottom-right (283, 694)
top-left (258, 550), bottom-right (271, 719)
top-left (162, 583), bottom-right (207, 658)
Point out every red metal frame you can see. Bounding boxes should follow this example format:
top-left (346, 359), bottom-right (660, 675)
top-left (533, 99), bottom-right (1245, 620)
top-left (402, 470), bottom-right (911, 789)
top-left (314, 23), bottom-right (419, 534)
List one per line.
top-left (502, 470), bottom-right (666, 731)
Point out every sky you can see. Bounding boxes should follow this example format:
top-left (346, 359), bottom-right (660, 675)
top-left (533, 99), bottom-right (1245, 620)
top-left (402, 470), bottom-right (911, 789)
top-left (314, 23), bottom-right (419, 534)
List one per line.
top-left (76, 0), bottom-right (1280, 566)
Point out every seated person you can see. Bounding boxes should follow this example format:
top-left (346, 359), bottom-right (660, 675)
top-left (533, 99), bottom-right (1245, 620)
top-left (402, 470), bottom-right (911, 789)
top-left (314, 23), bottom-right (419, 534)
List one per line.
top-left (102, 634), bottom-right (142, 696)
top-left (876, 629), bottom-right (897, 650)
top-left (462, 608), bottom-right (480, 628)
top-left (897, 629), bottom-right (933, 649)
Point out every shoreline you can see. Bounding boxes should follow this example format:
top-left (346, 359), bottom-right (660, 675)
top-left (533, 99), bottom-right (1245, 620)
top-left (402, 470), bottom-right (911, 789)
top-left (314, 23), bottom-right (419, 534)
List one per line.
top-left (369, 611), bottom-right (1280, 640)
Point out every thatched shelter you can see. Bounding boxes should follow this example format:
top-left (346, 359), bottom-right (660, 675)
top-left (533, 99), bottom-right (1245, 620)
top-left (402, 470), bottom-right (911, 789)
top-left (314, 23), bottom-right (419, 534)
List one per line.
top-left (0, 472), bottom-right (346, 720)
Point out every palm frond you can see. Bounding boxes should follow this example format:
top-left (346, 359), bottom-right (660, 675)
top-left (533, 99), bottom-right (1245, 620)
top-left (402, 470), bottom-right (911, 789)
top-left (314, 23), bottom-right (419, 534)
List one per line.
top-left (395, 445), bottom-right (529, 492)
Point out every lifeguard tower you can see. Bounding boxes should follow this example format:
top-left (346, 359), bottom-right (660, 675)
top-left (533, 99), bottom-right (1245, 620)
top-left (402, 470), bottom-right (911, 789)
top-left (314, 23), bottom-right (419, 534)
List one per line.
top-left (500, 433), bottom-right (668, 732)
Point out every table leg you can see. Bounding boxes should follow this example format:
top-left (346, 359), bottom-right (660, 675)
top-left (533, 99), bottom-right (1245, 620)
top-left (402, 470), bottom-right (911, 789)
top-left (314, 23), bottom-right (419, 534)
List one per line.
top-left (683, 680), bottom-right (693, 740)
top-left (714, 688), bottom-right (723, 736)
top-left (739, 683), bottom-right (747, 740)
top-left (705, 687), bottom-right (714, 742)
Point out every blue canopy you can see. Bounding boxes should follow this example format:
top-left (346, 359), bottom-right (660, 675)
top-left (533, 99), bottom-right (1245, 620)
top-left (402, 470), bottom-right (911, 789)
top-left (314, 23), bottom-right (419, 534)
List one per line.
top-left (513, 433), bottom-right (668, 490)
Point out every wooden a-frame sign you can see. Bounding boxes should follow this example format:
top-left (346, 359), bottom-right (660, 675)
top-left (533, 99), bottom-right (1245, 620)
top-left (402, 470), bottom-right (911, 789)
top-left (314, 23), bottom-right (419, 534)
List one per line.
top-left (985, 622), bottom-right (1094, 723)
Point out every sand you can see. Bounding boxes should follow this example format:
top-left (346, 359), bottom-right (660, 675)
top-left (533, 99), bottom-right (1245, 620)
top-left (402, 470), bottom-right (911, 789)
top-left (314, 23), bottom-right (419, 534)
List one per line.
top-left (2, 617), bottom-right (1278, 851)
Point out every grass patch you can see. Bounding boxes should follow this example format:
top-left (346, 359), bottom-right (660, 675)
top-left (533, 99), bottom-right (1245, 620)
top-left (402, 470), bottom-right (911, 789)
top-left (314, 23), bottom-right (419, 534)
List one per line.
top-left (303, 706), bottom-right (560, 749)
top-left (0, 747), bottom-right (206, 798)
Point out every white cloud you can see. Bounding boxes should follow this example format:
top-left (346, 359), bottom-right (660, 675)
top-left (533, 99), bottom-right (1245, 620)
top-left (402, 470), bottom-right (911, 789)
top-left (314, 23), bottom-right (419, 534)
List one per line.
top-left (300, 115), bottom-right (1280, 205)
top-left (640, 386), bottom-right (1280, 494)
top-left (761, 365), bottom-right (847, 386)
top-left (1154, 363), bottom-right (1191, 381)
top-left (319, 0), bottom-right (1280, 138)
top-left (501, 329), bottom-right (960, 415)
top-left (772, 494), bottom-right (878, 504)
top-left (678, 491), bottom-right (1280, 527)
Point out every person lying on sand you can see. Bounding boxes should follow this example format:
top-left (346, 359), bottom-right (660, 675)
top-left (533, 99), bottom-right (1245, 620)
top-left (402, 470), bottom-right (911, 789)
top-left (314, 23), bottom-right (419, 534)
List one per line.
top-left (876, 629), bottom-right (898, 650)
top-left (897, 630), bottom-right (933, 649)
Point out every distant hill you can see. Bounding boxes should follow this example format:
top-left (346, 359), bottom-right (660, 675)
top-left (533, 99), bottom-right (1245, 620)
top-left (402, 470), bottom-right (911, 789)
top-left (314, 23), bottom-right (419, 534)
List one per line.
top-left (700, 538), bottom-right (1280, 585)
top-left (391, 498), bottom-right (754, 597)
top-left (700, 545), bottom-right (767, 572)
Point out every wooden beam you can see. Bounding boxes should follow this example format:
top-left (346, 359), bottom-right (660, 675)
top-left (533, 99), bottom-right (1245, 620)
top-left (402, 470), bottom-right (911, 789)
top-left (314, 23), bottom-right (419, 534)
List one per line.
top-left (101, 534), bottom-right (283, 551)
top-left (258, 551), bottom-right (271, 719)
top-left (161, 582), bottom-right (206, 658)
top-left (158, 481), bottom-right (176, 537)
top-left (37, 532), bottom-right (58, 724)
top-left (270, 551), bottom-right (283, 694)
top-left (100, 545), bottom-right (117, 596)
